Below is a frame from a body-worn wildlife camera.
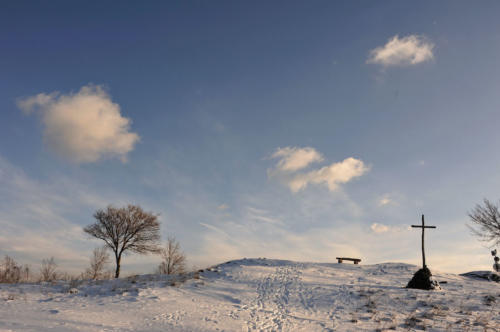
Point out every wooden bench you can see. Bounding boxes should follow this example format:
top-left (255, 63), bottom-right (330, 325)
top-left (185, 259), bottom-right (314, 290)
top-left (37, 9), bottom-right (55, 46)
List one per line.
top-left (336, 257), bottom-right (361, 264)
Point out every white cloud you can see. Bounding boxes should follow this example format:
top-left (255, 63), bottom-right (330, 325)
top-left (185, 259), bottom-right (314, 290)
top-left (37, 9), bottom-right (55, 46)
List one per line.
top-left (268, 147), bottom-right (369, 193)
top-left (17, 84), bottom-right (140, 163)
top-left (367, 35), bottom-right (434, 67)
top-left (378, 194), bottom-right (394, 206)
top-left (370, 223), bottom-right (390, 233)
top-left (370, 223), bottom-right (408, 234)
top-left (287, 157), bottom-right (369, 193)
top-left (17, 92), bottom-right (57, 112)
top-left (379, 197), bottom-right (392, 206)
top-left (217, 203), bottom-right (229, 210)
top-left (271, 147), bottom-right (323, 172)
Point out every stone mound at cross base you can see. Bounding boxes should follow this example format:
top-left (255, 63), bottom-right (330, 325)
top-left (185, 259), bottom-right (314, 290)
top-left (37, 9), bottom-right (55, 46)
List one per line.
top-left (406, 266), bottom-right (441, 290)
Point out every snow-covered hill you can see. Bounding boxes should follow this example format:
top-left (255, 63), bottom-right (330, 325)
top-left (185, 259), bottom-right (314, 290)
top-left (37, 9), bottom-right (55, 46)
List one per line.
top-left (0, 258), bottom-right (498, 331)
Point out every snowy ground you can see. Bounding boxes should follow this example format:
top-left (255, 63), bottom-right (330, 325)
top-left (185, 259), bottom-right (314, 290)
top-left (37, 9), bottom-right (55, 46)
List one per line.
top-left (0, 258), bottom-right (499, 331)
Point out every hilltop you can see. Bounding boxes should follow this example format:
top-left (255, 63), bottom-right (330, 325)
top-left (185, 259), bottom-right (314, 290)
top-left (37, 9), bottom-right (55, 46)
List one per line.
top-left (0, 258), bottom-right (498, 331)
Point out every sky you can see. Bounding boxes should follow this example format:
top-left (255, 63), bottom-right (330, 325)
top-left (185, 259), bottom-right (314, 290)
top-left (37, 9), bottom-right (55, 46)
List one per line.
top-left (2, 1), bottom-right (500, 274)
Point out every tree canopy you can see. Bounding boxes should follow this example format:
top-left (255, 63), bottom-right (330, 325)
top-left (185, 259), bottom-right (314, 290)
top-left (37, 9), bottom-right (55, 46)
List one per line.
top-left (84, 204), bottom-right (161, 278)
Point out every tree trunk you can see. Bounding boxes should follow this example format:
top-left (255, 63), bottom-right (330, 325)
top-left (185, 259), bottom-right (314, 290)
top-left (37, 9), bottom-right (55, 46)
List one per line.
top-left (115, 252), bottom-right (121, 278)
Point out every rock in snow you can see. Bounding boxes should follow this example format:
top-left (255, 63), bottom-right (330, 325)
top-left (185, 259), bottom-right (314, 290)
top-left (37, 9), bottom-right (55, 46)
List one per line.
top-left (406, 266), bottom-right (441, 290)
top-left (0, 259), bottom-right (499, 331)
top-left (460, 270), bottom-right (500, 282)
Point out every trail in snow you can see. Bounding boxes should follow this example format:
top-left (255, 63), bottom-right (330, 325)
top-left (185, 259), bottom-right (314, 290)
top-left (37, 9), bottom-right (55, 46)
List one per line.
top-left (244, 264), bottom-right (306, 331)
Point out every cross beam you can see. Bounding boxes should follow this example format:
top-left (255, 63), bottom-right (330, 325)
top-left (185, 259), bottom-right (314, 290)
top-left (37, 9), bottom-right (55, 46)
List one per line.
top-left (411, 214), bottom-right (436, 268)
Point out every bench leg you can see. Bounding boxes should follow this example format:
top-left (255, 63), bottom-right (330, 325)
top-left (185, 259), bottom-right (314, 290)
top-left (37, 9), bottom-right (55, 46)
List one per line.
top-left (354, 261), bottom-right (358, 265)
top-left (337, 259), bottom-right (342, 263)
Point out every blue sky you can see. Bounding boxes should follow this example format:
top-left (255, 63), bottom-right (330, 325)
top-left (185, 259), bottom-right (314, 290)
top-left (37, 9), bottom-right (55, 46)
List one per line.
top-left (2, 1), bottom-right (500, 274)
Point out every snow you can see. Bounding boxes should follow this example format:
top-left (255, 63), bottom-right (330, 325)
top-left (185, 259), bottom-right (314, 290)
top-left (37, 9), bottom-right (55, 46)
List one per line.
top-left (0, 258), bottom-right (499, 331)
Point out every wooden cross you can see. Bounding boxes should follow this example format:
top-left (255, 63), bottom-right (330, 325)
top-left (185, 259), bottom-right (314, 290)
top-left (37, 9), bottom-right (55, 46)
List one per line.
top-left (411, 214), bottom-right (436, 268)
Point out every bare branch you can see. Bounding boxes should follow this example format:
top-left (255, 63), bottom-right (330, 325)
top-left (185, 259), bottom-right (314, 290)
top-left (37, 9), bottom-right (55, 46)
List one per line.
top-left (468, 198), bottom-right (500, 247)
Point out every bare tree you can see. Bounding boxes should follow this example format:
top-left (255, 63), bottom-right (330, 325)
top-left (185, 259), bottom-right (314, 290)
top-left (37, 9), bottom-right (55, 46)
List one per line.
top-left (83, 247), bottom-right (110, 280)
top-left (158, 236), bottom-right (186, 275)
top-left (468, 199), bottom-right (500, 246)
top-left (40, 257), bottom-right (58, 282)
top-left (20, 265), bottom-right (32, 283)
top-left (0, 256), bottom-right (21, 283)
top-left (84, 204), bottom-right (161, 278)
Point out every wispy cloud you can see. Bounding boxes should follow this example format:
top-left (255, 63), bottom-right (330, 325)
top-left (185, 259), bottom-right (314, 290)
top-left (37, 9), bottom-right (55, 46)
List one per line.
top-left (367, 35), bottom-right (434, 67)
top-left (193, 213), bottom-right (419, 269)
top-left (17, 84), bottom-right (140, 163)
top-left (195, 219), bottom-right (363, 264)
top-left (0, 156), bottom-right (160, 273)
top-left (0, 156), bottom-right (107, 270)
top-left (196, 218), bottom-right (485, 273)
top-left (246, 206), bottom-right (283, 225)
top-left (199, 222), bottom-right (228, 235)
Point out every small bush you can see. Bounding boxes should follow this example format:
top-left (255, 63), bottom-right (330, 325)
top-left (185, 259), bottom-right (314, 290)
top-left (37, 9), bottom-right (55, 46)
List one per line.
top-left (0, 256), bottom-right (29, 283)
top-left (82, 247), bottom-right (111, 280)
top-left (157, 237), bottom-right (186, 275)
top-left (40, 257), bottom-right (58, 282)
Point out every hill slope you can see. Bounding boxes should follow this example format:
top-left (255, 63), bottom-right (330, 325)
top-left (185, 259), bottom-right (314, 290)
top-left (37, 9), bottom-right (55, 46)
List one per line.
top-left (0, 258), bottom-right (498, 331)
